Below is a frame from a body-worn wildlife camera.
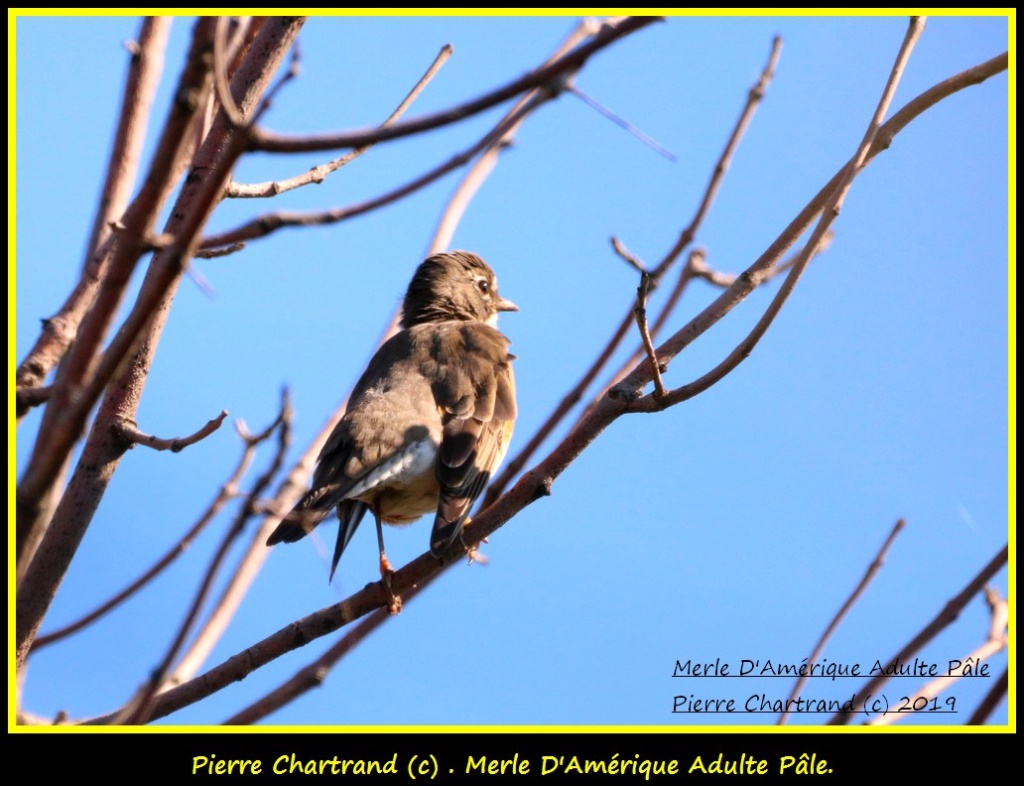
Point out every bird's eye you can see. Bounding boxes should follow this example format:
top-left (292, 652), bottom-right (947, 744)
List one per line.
top-left (476, 278), bottom-right (490, 295)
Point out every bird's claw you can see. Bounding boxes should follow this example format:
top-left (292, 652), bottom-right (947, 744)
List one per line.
top-left (379, 556), bottom-right (402, 615)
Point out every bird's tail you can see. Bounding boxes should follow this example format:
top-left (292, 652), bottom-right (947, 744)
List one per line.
top-left (266, 489), bottom-right (369, 585)
top-left (265, 484), bottom-right (338, 546)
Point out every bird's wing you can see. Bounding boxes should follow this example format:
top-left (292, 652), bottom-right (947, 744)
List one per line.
top-left (424, 322), bottom-right (516, 556)
top-left (266, 331), bottom-right (424, 571)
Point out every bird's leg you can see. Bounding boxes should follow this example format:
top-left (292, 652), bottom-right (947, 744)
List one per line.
top-left (374, 508), bottom-right (402, 615)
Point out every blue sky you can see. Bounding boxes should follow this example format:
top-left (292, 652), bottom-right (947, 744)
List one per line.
top-left (13, 14), bottom-right (1010, 728)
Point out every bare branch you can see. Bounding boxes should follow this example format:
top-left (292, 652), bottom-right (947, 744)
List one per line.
top-left (828, 544), bottom-right (1008, 725)
top-left (116, 409), bottom-right (228, 453)
top-left (428, 19), bottom-right (601, 255)
top-left (31, 420), bottom-right (257, 651)
top-left (194, 241), bottom-right (246, 258)
top-left (227, 44), bottom-right (453, 199)
top-left (201, 94), bottom-right (544, 249)
top-left (867, 587), bottom-right (1007, 726)
top-left (118, 392), bottom-right (291, 724)
top-left (223, 575), bottom-right (442, 725)
top-left (16, 384), bottom-right (52, 411)
top-left (611, 236), bottom-right (648, 273)
top-left (623, 17), bottom-right (927, 411)
top-left (247, 17), bottom-right (658, 153)
top-left (15, 18), bottom-right (219, 563)
top-left (652, 34), bottom-right (783, 279)
top-left (779, 518), bottom-right (906, 724)
top-left (212, 16), bottom-right (250, 129)
top-left (16, 17), bottom-right (305, 675)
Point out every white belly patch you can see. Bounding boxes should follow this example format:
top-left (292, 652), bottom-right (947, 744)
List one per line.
top-left (346, 438), bottom-right (439, 522)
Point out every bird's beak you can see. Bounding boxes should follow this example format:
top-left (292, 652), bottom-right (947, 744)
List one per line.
top-left (497, 297), bottom-right (519, 313)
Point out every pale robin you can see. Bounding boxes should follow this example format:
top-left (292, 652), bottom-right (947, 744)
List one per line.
top-left (267, 251), bottom-right (517, 600)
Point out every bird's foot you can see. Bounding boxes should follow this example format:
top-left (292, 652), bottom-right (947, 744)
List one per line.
top-left (379, 555), bottom-right (402, 615)
top-left (464, 533), bottom-right (490, 565)
top-left (466, 543), bottom-right (489, 565)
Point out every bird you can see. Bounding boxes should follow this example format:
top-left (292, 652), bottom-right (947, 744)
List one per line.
top-left (266, 251), bottom-right (517, 606)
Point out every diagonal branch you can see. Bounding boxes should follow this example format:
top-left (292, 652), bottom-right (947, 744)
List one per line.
top-left (828, 544), bottom-right (1008, 725)
top-left (778, 518), bottom-right (906, 724)
top-left (867, 587), bottom-right (1007, 726)
top-left (200, 94), bottom-right (545, 250)
top-left (226, 44), bottom-right (453, 199)
top-left (223, 573), bottom-right (442, 725)
top-left (247, 17), bottom-right (657, 153)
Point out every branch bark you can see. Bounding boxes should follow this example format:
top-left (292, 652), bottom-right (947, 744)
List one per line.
top-left (16, 17), bottom-right (306, 674)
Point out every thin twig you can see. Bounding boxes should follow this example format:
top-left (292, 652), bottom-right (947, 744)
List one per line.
top-left (828, 544), bottom-right (1008, 725)
top-left (686, 234), bottom-right (831, 292)
top-left (213, 16), bottom-right (250, 128)
top-left (634, 272), bottom-right (667, 400)
top-left (778, 518), bottom-right (906, 724)
top-left (228, 44), bottom-right (453, 199)
top-left (611, 236), bottom-right (648, 273)
top-left (652, 35), bottom-right (783, 280)
top-left (428, 20), bottom-right (601, 255)
top-left (116, 410), bottom-right (228, 453)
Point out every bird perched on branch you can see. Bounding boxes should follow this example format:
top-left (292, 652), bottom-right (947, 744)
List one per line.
top-left (267, 251), bottom-right (517, 610)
